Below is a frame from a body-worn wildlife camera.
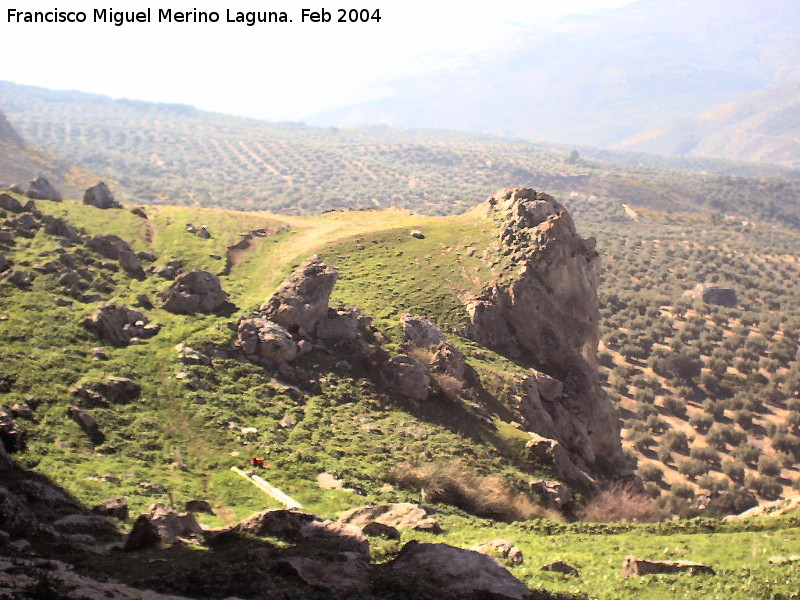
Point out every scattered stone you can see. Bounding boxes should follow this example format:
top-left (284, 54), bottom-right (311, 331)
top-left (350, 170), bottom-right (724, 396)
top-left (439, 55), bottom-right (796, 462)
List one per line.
top-left (136, 251), bottom-right (157, 262)
top-left (402, 313), bottom-right (446, 347)
top-left (67, 406), bottom-right (104, 445)
top-left (316, 307), bottom-right (371, 340)
top-left (40, 215), bottom-right (81, 243)
top-left (768, 555), bottom-right (800, 565)
top-left (0, 193), bottom-right (23, 213)
top-left (160, 269), bottom-right (228, 314)
top-left (235, 509), bottom-right (315, 538)
top-left (71, 376), bottom-right (141, 406)
top-left (152, 259), bottom-right (184, 280)
top-left (361, 521), bottom-right (401, 540)
top-left (260, 256), bottom-right (338, 336)
top-left (80, 303), bottom-right (159, 347)
top-left (92, 497), bottom-right (129, 520)
top-left (410, 230), bottom-right (425, 239)
top-left (279, 553), bottom-right (371, 594)
top-left (390, 541), bottom-right (532, 600)
top-left (11, 176), bottom-right (62, 202)
top-left (197, 225), bottom-right (211, 239)
top-left (235, 318), bottom-right (298, 364)
top-left (621, 556), bottom-right (715, 576)
top-left (135, 293), bottom-right (154, 309)
top-left (471, 540), bottom-right (524, 565)
top-left (541, 560), bottom-right (579, 576)
top-left (87, 235), bottom-right (143, 277)
top-left (83, 182), bottom-right (121, 209)
top-left (130, 207), bottom-right (148, 219)
top-left (176, 344), bottom-right (212, 366)
top-left (338, 503), bottom-right (439, 532)
top-left (185, 500), bottom-right (214, 514)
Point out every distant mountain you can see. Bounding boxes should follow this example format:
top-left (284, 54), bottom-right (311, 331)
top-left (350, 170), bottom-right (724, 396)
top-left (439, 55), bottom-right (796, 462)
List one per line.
top-left (614, 79), bottom-right (800, 166)
top-left (310, 0), bottom-right (800, 161)
top-left (0, 109), bottom-right (24, 147)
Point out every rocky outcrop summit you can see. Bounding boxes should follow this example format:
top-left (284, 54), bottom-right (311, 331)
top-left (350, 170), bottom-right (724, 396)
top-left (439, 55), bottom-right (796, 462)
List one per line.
top-left (160, 270), bottom-right (228, 314)
top-left (466, 188), bottom-right (628, 484)
top-left (84, 182), bottom-right (122, 209)
top-left (10, 175), bottom-right (62, 202)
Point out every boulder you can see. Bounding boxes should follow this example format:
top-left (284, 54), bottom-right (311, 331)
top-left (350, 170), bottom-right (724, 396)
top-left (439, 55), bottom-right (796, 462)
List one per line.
top-left (235, 318), bottom-right (298, 364)
top-left (67, 406), bottom-right (105, 445)
top-left (338, 503), bottom-right (439, 532)
top-left (151, 259), bottom-right (184, 280)
top-left (125, 504), bottom-right (203, 548)
top-left (6, 213), bottom-right (40, 237)
top-left (683, 283), bottom-right (737, 308)
top-left (11, 176), bottom-right (62, 202)
top-left (389, 541), bottom-right (532, 600)
top-left (316, 307), bottom-right (372, 340)
top-left (54, 514), bottom-right (120, 536)
top-left (0, 193), bottom-right (24, 213)
top-left (402, 314), bottom-right (446, 347)
top-left (41, 215), bottom-right (81, 243)
top-left (541, 561), bottom-right (579, 576)
top-left (236, 509), bottom-right (316, 538)
top-left (92, 497), bottom-right (129, 520)
top-left (525, 433), bottom-right (599, 494)
top-left (5, 269), bottom-right (36, 288)
top-left (83, 182), bottom-right (121, 209)
top-left (530, 479), bottom-right (572, 509)
top-left (297, 521), bottom-right (369, 557)
top-left (0, 412), bottom-right (26, 454)
top-left (279, 553), bottom-right (371, 594)
top-left (160, 270), bottom-right (228, 314)
top-left (87, 235), bottom-right (143, 277)
top-left (0, 253), bottom-right (10, 273)
top-left (470, 540), bottom-right (524, 565)
top-left (621, 556), bottom-right (715, 576)
top-left (185, 500), bottom-right (214, 514)
top-left (71, 376), bottom-right (141, 406)
top-left (386, 355), bottom-right (430, 400)
top-left (465, 189), bottom-right (628, 481)
top-left (261, 256), bottom-right (338, 336)
top-left (361, 521), bottom-right (401, 539)
top-left (16, 480), bottom-right (81, 511)
top-left (175, 344), bottom-right (212, 366)
top-left (80, 303), bottom-right (159, 347)
top-left (432, 342), bottom-right (466, 379)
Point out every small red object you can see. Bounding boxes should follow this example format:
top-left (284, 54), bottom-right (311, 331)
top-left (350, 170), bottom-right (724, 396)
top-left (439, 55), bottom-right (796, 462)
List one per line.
top-left (250, 456), bottom-right (265, 468)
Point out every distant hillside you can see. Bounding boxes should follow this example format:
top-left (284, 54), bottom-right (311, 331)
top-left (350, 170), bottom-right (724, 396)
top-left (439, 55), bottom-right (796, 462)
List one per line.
top-left (0, 107), bottom-right (98, 195)
top-left (310, 0), bottom-right (800, 161)
top-left (3, 80), bottom-right (800, 230)
top-left (615, 79), bottom-right (800, 166)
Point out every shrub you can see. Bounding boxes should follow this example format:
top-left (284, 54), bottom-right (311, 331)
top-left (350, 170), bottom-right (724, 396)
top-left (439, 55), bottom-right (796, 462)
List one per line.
top-left (578, 483), bottom-right (665, 523)
top-left (663, 396), bottom-right (688, 418)
top-left (651, 351), bottom-right (703, 383)
top-left (677, 458), bottom-right (708, 480)
top-left (690, 446), bottom-right (720, 468)
top-left (757, 455), bottom-right (782, 477)
top-left (690, 413), bottom-right (713, 433)
top-left (388, 461), bottom-right (556, 522)
top-left (732, 444), bottom-right (760, 466)
top-left (661, 431), bottom-right (689, 454)
top-left (638, 463), bottom-right (664, 483)
top-left (671, 482), bottom-right (695, 499)
top-left (721, 459), bottom-right (746, 484)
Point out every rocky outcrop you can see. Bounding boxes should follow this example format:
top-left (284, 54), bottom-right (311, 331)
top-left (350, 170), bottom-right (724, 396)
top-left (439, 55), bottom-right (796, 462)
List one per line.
top-left (683, 283), bottom-right (737, 307)
top-left (10, 176), bottom-right (62, 202)
top-left (67, 406), bottom-right (104, 445)
top-left (71, 376), bottom-right (141, 406)
top-left (385, 355), bottom-right (430, 400)
top-left (41, 215), bottom-right (82, 243)
top-left (389, 541), bottom-right (532, 600)
top-left (125, 504), bottom-right (203, 550)
top-left (261, 256), bottom-right (338, 335)
top-left (466, 188), bottom-right (627, 482)
top-left (83, 182), bottom-right (122, 209)
top-left (338, 503), bottom-right (440, 533)
top-left (470, 540), bottom-right (524, 565)
top-left (235, 318), bottom-right (298, 364)
top-left (87, 235), bottom-right (143, 277)
top-left (279, 554), bottom-right (371, 594)
top-left (93, 497), bottom-right (129, 520)
top-left (402, 314), bottom-right (446, 347)
top-left (316, 307), bottom-right (372, 340)
top-left (160, 270), bottom-right (228, 314)
top-left (621, 556), bottom-right (715, 576)
top-left (80, 303), bottom-right (160, 347)
top-left (235, 509), bottom-right (316, 537)
top-left (530, 479), bottom-right (572, 509)
top-left (298, 521), bottom-right (369, 557)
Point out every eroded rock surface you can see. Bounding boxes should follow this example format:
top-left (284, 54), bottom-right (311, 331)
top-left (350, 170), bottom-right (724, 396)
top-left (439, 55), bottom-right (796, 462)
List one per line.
top-left (466, 188), bottom-right (627, 481)
top-left (235, 318), bottom-right (298, 364)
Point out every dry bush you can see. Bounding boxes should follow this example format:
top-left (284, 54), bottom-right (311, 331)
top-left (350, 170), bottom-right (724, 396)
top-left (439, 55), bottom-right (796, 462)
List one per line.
top-left (578, 483), bottom-right (665, 523)
top-left (432, 373), bottom-right (464, 399)
top-left (407, 347), bottom-right (435, 366)
top-left (388, 461), bottom-right (561, 522)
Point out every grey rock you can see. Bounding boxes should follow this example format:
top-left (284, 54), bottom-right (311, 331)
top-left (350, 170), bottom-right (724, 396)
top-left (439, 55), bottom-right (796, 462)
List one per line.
top-left (0, 487), bottom-right (37, 537)
top-left (12, 176), bottom-right (62, 202)
top-left (235, 318), bottom-right (298, 364)
top-left (0, 193), bottom-right (24, 213)
top-left (279, 553), bottom-right (371, 594)
top-left (402, 313), bottom-right (446, 347)
top-left (471, 540), bottom-right (524, 565)
top-left (83, 182), bottom-right (121, 209)
top-left (235, 509), bottom-right (315, 538)
top-left (160, 270), bottom-right (228, 314)
top-left (80, 303), bottom-right (158, 347)
top-left (387, 355), bottom-right (430, 400)
top-left (87, 235), bottom-right (143, 277)
top-left (298, 520), bottom-right (369, 557)
top-left (92, 497), bottom-right (129, 520)
top-left (67, 406), bottom-right (104, 445)
top-left (621, 556), bottom-right (715, 576)
top-left (541, 560), bottom-right (579, 576)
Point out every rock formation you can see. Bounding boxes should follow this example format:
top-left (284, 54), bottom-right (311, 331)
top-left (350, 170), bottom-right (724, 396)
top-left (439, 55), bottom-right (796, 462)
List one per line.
top-left (10, 176), bottom-right (62, 202)
top-left (80, 303), bottom-right (160, 347)
top-left (160, 270), bottom-right (228, 314)
top-left (87, 235), bottom-right (143, 277)
top-left (83, 182), bottom-right (122, 209)
top-left (466, 188), bottom-right (628, 483)
top-left (621, 556), bottom-right (715, 576)
top-left (235, 318), bottom-right (298, 364)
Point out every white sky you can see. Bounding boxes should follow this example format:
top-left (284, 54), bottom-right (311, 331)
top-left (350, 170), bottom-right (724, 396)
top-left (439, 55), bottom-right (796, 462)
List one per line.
top-left (0, 0), bottom-right (637, 119)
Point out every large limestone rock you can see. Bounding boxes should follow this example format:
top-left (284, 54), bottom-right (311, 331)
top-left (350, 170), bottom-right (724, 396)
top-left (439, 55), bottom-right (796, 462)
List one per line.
top-left (80, 303), bottom-right (160, 347)
top-left (683, 283), bottom-right (737, 307)
top-left (297, 521), bottom-right (369, 557)
top-left (316, 307), bottom-right (372, 340)
top-left (10, 176), bottom-right (62, 202)
top-left (261, 256), bottom-right (338, 336)
top-left (402, 313), bottom-right (446, 347)
top-left (389, 541), bottom-right (532, 600)
top-left (83, 182), bottom-right (121, 209)
top-left (466, 188), bottom-right (627, 481)
top-left (160, 270), bottom-right (228, 314)
top-left (235, 318), bottom-right (298, 364)
top-left (338, 503), bottom-right (440, 532)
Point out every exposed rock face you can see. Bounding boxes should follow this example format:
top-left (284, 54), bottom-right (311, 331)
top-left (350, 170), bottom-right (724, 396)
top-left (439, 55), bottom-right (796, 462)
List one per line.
top-left (11, 176), bottom-right (62, 202)
top-left (236, 318), bottom-right (298, 364)
top-left (684, 283), bottom-right (737, 307)
top-left (526, 433), bottom-right (599, 493)
top-left (83, 182), bottom-right (122, 209)
top-left (621, 556), bottom-right (715, 576)
top-left (261, 256), bottom-right (338, 335)
top-left (160, 270), bottom-right (228, 314)
top-left (87, 235), bottom-right (143, 276)
top-left (389, 541), bottom-right (532, 600)
top-left (125, 504), bottom-right (203, 549)
top-left (80, 303), bottom-right (160, 347)
top-left (466, 188), bottom-right (627, 481)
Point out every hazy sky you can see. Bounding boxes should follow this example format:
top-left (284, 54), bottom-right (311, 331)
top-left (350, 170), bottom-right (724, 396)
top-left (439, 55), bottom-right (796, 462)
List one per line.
top-left (1, 0), bottom-right (637, 119)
